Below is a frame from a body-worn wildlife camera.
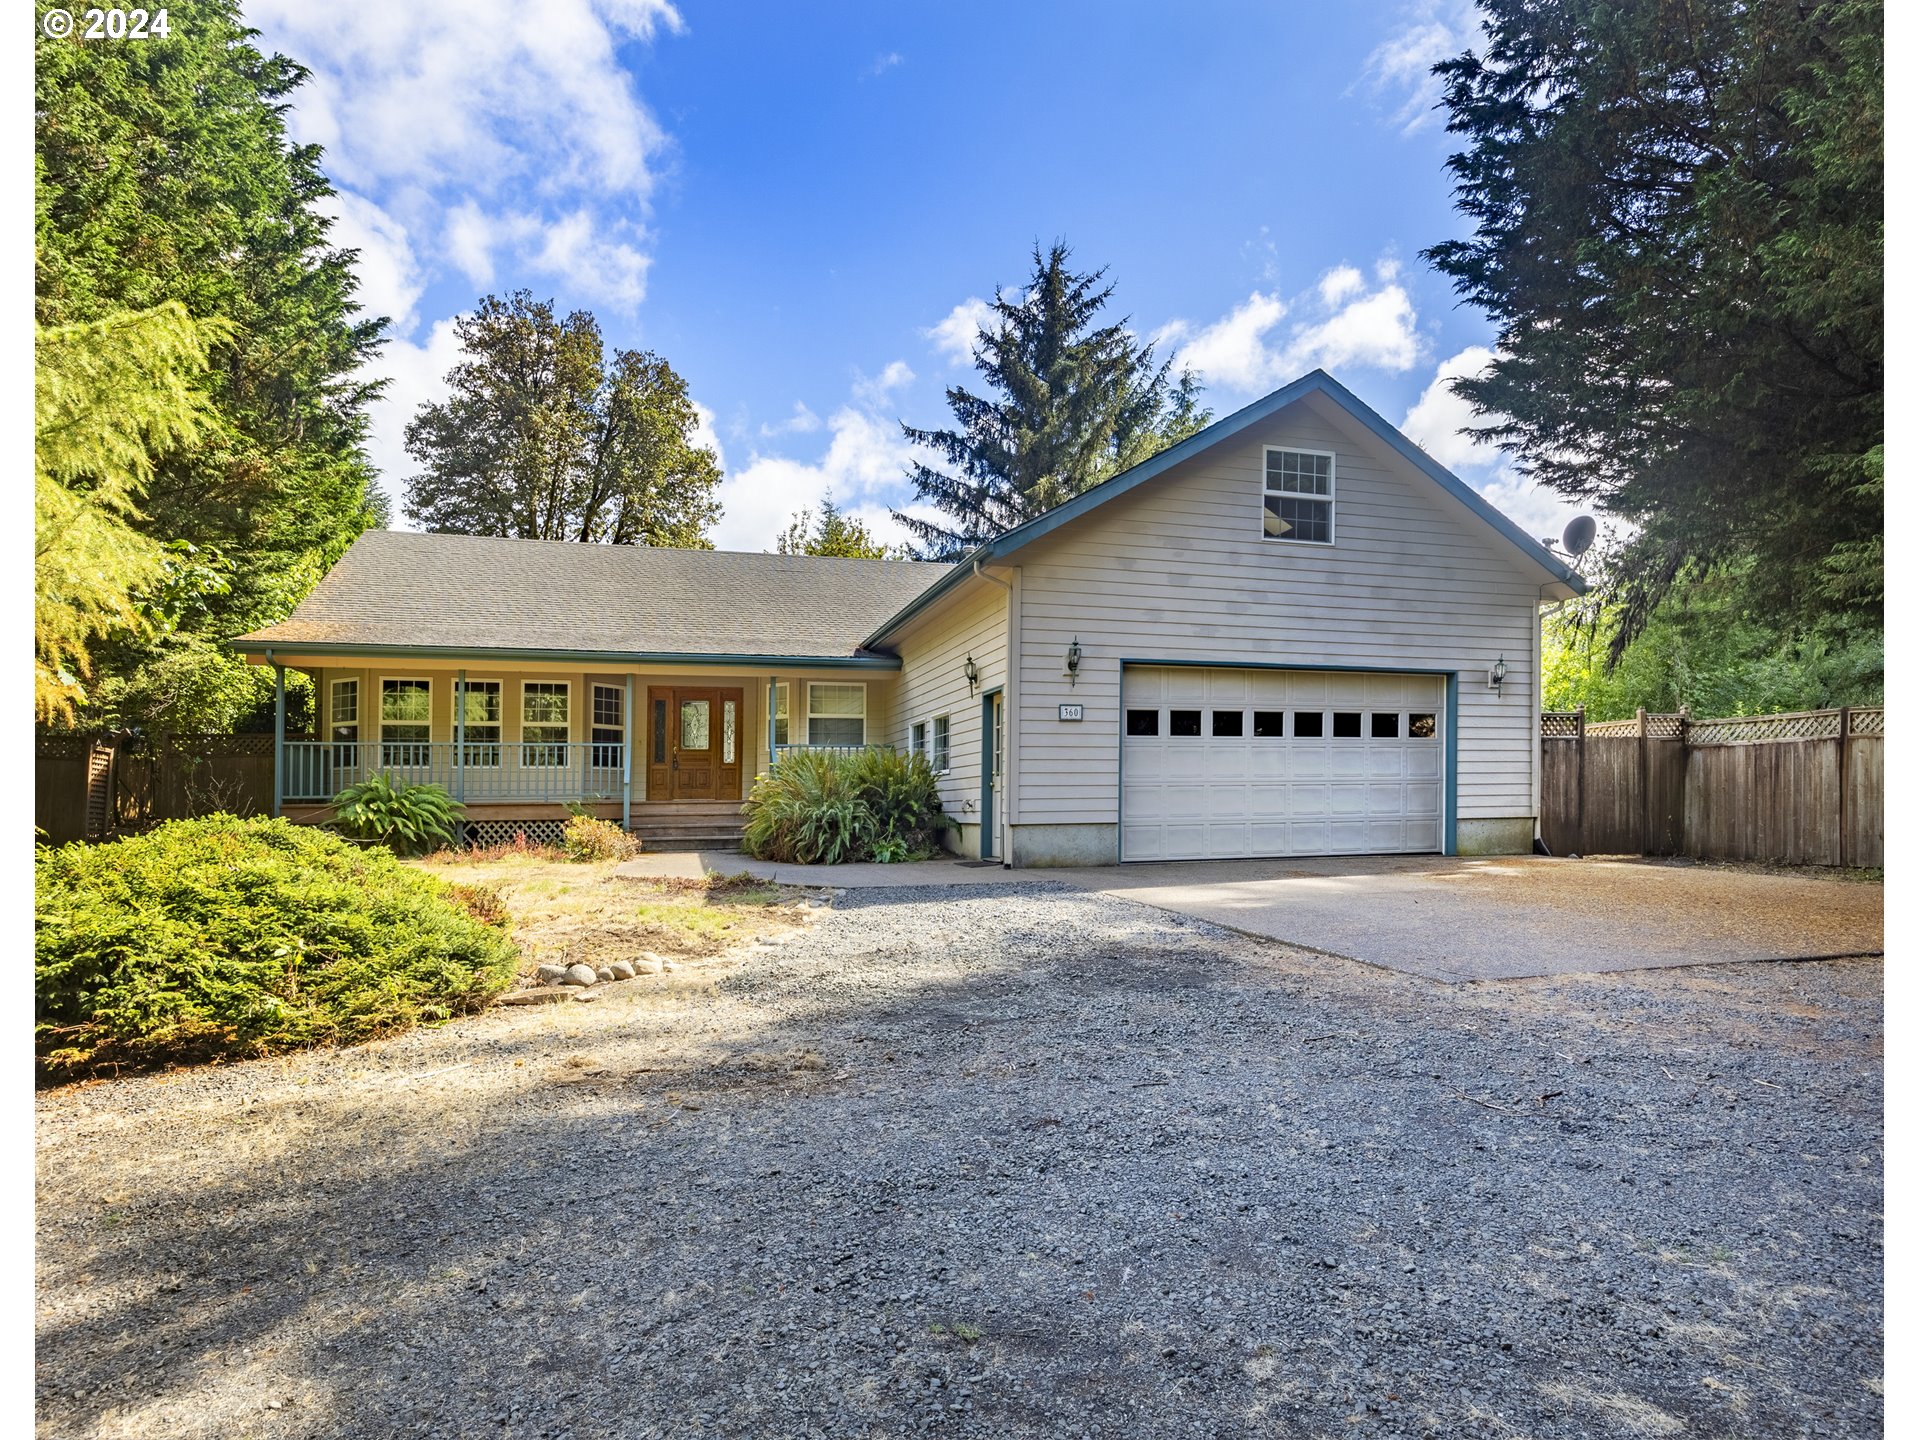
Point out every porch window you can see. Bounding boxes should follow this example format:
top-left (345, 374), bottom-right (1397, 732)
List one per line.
top-left (522, 682), bottom-right (570, 766)
top-left (591, 684), bottom-right (624, 769)
top-left (773, 682), bottom-right (790, 747)
top-left (460, 680), bottom-right (502, 766)
top-left (807, 682), bottom-right (866, 746)
top-left (931, 714), bottom-right (950, 773)
top-left (380, 679), bottom-right (431, 766)
top-left (910, 720), bottom-right (926, 757)
top-left (329, 680), bottom-right (360, 765)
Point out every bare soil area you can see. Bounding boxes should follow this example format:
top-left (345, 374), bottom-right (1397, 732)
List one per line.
top-left (36, 884), bottom-right (1882, 1439)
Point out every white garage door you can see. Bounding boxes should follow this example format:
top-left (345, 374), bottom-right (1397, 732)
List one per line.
top-left (1121, 665), bottom-right (1445, 861)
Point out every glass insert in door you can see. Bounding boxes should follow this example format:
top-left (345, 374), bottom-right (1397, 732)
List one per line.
top-left (680, 700), bottom-right (711, 750)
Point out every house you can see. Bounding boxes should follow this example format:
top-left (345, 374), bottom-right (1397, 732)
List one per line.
top-left (234, 369), bottom-right (1585, 863)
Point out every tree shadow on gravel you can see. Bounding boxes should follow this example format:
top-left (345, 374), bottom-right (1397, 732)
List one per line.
top-left (35, 886), bottom-right (1884, 1440)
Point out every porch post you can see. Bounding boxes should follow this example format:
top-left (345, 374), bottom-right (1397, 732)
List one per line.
top-left (768, 676), bottom-right (777, 769)
top-left (455, 671), bottom-right (467, 807)
top-left (271, 655), bottom-right (284, 818)
top-left (622, 674), bottom-right (633, 832)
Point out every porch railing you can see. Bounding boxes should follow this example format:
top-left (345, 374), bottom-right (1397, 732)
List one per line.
top-left (772, 744), bottom-right (892, 762)
top-left (283, 741), bottom-right (625, 805)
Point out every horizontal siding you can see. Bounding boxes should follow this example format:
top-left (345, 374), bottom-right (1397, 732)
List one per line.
top-left (1009, 392), bottom-right (1544, 827)
top-left (885, 578), bottom-right (1008, 823)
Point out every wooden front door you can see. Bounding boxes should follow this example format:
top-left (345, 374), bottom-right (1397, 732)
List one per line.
top-left (645, 687), bottom-right (744, 801)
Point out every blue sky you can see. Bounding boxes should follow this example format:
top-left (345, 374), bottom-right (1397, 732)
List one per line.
top-left (246, 0), bottom-right (1579, 551)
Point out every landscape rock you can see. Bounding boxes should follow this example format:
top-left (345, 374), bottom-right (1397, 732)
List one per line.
top-left (594, 965), bottom-right (616, 983)
top-left (633, 957), bottom-right (663, 976)
top-left (497, 989), bottom-right (575, 1007)
top-left (564, 963), bottom-right (599, 988)
top-left (607, 960), bottom-right (637, 981)
top-left (536, 964), bottom-right (569, 985)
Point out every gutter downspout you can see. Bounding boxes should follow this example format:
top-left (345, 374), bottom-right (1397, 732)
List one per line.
top-left (971, 560), bottom-right (1016, 868)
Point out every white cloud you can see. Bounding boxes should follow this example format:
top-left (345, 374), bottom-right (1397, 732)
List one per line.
top-left (249, 0), bottom-right (680, 198)
top-left (689, 400), bottom-right (725, 472)
top-left (868, 52), bottom-right (904, 77)
top-left (852, 359), bottom-right (915, 407)
top-left (362, 317), bottom-right (468, 524)
top-left (760, 402), bottom-right (822, 438)
top-left (1402, 345), bottom-right (1500, 470)
top-left (1163, 261), bottom-right (1422, 396)
top-left (323, 189), bottom-right (425, 333)
top-left (1317, 265), bottom-right (1365, 308)
top-left (924, 297), bottom-right (993, 365)
top-left (713, 396), bottom-right (919, 552)
top-left (1356, 1), bottom-right (1481, 134)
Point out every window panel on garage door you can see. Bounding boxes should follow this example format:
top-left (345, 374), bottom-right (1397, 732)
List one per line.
top-left (1121, 665), bottom-right (1444, 861)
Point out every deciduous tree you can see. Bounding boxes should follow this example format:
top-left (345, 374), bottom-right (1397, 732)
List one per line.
top-left (404, 292), bottom-right (723, 548)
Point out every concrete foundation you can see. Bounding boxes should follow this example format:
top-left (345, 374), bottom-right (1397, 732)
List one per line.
top-left (1009, 823), bottom-right (1120, 868)
top-left (1455, 817), bottom-right (1537, 856)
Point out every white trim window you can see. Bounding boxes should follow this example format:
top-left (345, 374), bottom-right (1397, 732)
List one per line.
top-left (806, 682), bottom-right (866, 746)
top-left (329, 678), bottom-right (360, 744)
top-left (379, 678), bottom-right (431, 766)
top-left (773, 682), bottom-right (790, 747)
top-left (460, 680), bottom-right (502, 766)
top-left (522, 681), bottom-right (570, 767)
top-left (1262, 446), bottom-right (1335, 544)
top-left (591, 684), bottom-right (624, 769)
top-left (931, 714), bottom-right (950, 773)
top-left (910, 720), bottom-right (927, 757)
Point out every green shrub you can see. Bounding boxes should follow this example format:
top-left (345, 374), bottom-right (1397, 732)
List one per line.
top-left (331, 774), bottom-right (462, 855)
top-left (562, 814), bottom-right (640, 862)
top-left (35, 816), bottom-right (519, 1080)
top-left (741, 748), bottom-right (948, 864)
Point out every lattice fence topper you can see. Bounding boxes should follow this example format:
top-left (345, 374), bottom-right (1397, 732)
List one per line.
top-left (36, 735), bottom-right (93, 759)
top-left (1539, 706), bottom-right (1882, 745)
top-left (163, 732), bottom-right (277, 757)
top-left (465, 819), bottom-right (569, 849)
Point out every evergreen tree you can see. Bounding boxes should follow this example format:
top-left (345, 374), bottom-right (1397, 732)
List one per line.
top-left (1425, 0), bottom-right (1882, 660)
top-left (35, 305), bottom-right (224, 723)
top-left (895, 243), bottom-right (1210, 557)
top-left (775, 492), bottom-right (893, 558)
top-left (404, 292), bottom-right (723, 546)
top-left (36, 0), bottom-right (387, 730)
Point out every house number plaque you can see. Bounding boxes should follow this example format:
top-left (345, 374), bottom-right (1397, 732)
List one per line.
top-left (1058, 703), bottom-right (1085, 722)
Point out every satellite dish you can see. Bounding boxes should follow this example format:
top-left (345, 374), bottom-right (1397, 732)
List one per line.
top-left (1561, 515), bottom-right (1597, 557)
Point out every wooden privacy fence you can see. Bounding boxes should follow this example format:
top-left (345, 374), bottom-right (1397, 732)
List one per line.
top-left (35, 733), bottom-right (277, 844)
top-left (1540, 706), bottom-right (1883, 867)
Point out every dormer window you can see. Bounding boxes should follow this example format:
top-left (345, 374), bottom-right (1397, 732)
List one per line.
top-left (1262, 447), bottom-right (1334, 544)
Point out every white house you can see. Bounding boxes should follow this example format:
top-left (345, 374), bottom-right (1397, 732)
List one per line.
top-left (236, 369), bottom-right (1584, 863)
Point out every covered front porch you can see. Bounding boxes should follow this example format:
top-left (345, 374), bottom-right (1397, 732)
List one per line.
top-left (258, 653), bottom-right (899, 833)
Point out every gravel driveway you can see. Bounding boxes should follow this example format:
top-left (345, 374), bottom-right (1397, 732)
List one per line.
top-left (37, 885), bottom-right (1883, 1439)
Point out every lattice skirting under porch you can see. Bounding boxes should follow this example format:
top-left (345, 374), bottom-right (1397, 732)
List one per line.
top-left (463, 819), bottom-right (570, 849)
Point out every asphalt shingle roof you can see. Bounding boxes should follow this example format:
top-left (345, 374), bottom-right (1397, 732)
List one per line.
top-left (233, 531), bottom-right (953, 660)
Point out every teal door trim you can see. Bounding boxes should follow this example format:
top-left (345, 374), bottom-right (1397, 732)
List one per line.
top-left (980, 688), bottom-right (1002, 859)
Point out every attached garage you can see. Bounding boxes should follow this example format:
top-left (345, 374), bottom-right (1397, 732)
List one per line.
top-left (1120, 664), bottom-right (1447, 861)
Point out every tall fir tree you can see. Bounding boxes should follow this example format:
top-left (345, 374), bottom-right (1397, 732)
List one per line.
top-left (36, 0), bottom-right (387, 730)
top-left (894, 243), bottom-right (1209, 558)
top-left (1425, 0), bottom-right (1881, 662)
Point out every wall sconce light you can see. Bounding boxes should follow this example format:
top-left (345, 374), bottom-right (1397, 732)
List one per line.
top-left (1064, 637), bottom-right (1082, 686)
top-left (1488, 655), bottom-right (1508, 693)
top-left (963, 655), bottom-right (980, 695)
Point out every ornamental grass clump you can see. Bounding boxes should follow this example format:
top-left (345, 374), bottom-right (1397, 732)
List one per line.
top-left (34, 816), bottom-right (518, 1082)
top-left (741, 748), bottom-right (948, 864)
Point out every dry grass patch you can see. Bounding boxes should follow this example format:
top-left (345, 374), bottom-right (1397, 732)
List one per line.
top-left (410, 853), bottom-right (812, 975)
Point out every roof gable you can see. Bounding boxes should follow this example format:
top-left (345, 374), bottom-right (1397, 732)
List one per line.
top-left (865, 369), bottom-right (1584, 646)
